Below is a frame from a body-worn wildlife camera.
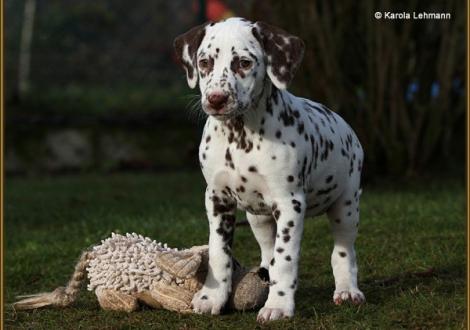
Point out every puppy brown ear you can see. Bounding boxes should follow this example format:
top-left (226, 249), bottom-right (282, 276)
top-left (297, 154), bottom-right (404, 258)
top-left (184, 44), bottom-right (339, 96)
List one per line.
top-left (174, 23), bottom-right (209, 89)
top-left (253, 21), bottom-right (305, 90)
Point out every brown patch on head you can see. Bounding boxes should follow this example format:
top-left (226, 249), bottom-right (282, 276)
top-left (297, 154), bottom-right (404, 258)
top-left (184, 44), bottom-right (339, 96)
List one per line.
top-left (199, 56), bottom-right (215, 78)
top-left (230, 56), bottom-right (246, 79)
top-left (253, 21), bottom-right (305, 89)
top-left (174, 23), bottom-right (210, 88)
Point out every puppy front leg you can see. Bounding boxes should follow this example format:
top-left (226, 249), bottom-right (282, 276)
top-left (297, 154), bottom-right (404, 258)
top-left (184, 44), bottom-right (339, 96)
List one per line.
top-left (257, 196), bottom-right (305, 323)
top-left (192, 188), bottom-right (236, 315)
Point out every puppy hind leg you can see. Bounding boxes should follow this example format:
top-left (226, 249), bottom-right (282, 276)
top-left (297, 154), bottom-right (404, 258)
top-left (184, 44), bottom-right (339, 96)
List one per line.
top-left (327, 188), bottom-right (365, 305)
top-left (246, 213), bottom-right (276, 271)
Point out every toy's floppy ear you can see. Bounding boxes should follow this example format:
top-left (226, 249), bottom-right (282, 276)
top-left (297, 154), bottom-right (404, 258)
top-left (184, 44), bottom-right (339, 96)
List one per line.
top-left (174, 23), bottom-right (209, 89)
top-left (253, 21), bottom-right (305, 90)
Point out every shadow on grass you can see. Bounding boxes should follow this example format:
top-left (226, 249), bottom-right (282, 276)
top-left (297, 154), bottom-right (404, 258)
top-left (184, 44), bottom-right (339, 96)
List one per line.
top-left (295, 263), bottom-right (464, 318)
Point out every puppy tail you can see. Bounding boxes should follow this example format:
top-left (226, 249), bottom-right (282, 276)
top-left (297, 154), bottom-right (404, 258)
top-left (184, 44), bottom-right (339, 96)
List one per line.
top-left (13, 250), bottom-right (91, 310)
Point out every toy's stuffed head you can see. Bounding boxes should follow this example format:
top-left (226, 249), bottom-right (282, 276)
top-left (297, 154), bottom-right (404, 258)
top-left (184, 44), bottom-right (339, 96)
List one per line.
top-left (154, 245), bottom-right (269, 312)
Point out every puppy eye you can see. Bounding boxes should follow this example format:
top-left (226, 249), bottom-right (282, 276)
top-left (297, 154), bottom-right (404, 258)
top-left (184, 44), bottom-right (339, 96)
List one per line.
top-left (199, 59), bottom-right (209, 69)
top-left (239, 59), bottom-right (252, 69)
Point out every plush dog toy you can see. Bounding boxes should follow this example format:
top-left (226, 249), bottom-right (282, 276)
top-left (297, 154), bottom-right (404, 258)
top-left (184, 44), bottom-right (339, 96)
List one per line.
top-left (14, 233), bottom-right (269, 313)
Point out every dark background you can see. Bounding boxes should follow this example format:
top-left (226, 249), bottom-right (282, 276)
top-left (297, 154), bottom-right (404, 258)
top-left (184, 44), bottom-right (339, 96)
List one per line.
top-left (4, 0), bottom-right (467, 181)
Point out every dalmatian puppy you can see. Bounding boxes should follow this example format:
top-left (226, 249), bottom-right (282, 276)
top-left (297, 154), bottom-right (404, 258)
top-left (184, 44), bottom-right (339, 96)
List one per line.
top-left (174, 17), bottom-right (365, 322)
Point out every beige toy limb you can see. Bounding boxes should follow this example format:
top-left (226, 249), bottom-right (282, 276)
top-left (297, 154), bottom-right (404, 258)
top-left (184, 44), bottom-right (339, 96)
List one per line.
top-left (95, 288), bottom-right (140, 312)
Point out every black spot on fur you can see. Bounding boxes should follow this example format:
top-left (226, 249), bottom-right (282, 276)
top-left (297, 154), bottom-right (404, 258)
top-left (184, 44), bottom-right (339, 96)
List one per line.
top-left (291, 199), bottom-right (302, 214)
top-left (290, 279), bottom-right (297, 289)
top-left (292, 199), bottom-right (302, 213)
top-left (258, 267), bottom-right (270, 281)
top-left (279, 109), bottom-right (295, 127)
top-left (316, 184), bottom-right (337, 196)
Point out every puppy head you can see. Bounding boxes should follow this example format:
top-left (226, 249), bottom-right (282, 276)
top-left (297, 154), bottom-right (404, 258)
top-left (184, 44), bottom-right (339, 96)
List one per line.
top-left (174, 18), bottom-right (304, 119)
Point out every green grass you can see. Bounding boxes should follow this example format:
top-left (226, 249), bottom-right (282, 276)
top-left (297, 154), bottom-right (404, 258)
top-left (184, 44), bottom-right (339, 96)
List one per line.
top-left (4, 172), bottom-right (466, 329)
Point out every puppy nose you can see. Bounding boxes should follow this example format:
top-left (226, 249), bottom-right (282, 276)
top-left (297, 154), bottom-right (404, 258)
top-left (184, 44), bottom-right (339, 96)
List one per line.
top-left (208, 93), bottom-right (229, 110)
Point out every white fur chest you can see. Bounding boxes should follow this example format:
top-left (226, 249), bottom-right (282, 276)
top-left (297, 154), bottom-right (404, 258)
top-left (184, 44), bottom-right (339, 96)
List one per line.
top-left (198, 117), bottom-right (285, 215)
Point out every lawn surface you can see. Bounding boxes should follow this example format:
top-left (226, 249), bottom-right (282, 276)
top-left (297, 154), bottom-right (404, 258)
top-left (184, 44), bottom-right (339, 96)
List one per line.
top-left (3, 172), bottom-right (466, 329)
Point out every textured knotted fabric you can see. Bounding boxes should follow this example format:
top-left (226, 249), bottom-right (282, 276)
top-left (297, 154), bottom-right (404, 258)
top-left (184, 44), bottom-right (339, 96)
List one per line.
top-left (13, 233), bottom-right (268, 313)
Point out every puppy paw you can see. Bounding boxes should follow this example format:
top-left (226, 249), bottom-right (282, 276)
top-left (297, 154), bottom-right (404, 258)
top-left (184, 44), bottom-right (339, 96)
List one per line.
top-left (191, 287), bottom-right (228, 315)
top-left (257, 306), bottom-right (293, 323)
top-left (333, 288), bottom-right (365, 305)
